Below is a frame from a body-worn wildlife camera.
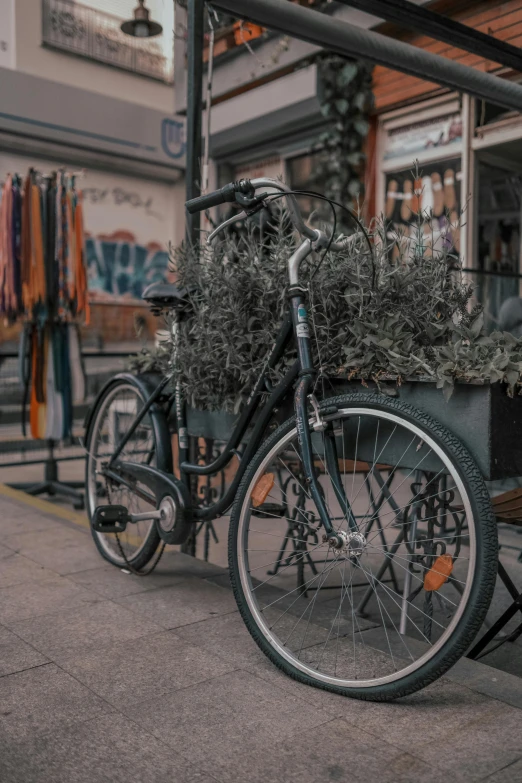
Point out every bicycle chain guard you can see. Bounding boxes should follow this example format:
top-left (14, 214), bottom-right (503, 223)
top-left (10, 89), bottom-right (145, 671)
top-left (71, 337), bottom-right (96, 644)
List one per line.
top-left (107, 461), bottom-right (193, 545)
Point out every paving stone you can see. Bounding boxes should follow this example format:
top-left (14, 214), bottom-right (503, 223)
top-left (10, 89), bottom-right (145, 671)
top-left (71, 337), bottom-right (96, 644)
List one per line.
top-left (0, 543), bottom-right (16, 560)
top-left (484, 758), bottom-right (522, 783)
top-left (225, 718), bottom-right (467, 783)
top-left (0, 513), bottom-right (66, 536)
top-left (66, 563), bottom-right (186, 599)
top-left (59, 630), bottom-right (237, 709)
top-left (175, 594), bottom-right (382, 676)
top-left (161, 550), bottom-right (229, 579)
top-left (0, 625), bottom-right (49, 677)
top-left (0, 552), bottom-right (64, 589)
top-left (204, 572), bottom-right (231, 590)
top-left (114, 575), bottom-right (238, 629)
top-left (0, 574), bottom-right (100, 626)
top-left (0, 664), bottom-right (111, 743)
top-left (323, 677), bottom-right (506, 750)
top-left (174, 611), bottom-right (266, 667)
top-left (9, 600), bottom-right (162, 660)
top-left (414, 703), bottom-right (522, 780)
top-left (246, 655), bottom-right (369, 718)
top-left (67, 551), bottom-right (225, 599)
top-left (123, 668), bottom-right (334, 779)
top-left (4, 526), bottom-right (105, 574)
top-left (0, 500), bottom-right (65, 534)
top-left (476, 641), bottom-right (522, 681)
top-left (1, 495), bottom-right (522, 782)
top-left (4, 524), bottom-right (87, 551)
top-left (0, 711), bottom-right (219, 783)
top-left (448, 655), bottom-right (522, 710)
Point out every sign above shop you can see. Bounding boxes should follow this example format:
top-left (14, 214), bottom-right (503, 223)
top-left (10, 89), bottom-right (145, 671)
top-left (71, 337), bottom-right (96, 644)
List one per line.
top-left (385, 113), bottom-right (463, 161)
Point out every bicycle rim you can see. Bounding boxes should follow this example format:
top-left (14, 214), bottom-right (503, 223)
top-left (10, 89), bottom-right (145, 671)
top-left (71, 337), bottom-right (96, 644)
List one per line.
top-left (86, 383), bottom-right (159, 565)
top-left (233, 404), bottom-right (484, 690)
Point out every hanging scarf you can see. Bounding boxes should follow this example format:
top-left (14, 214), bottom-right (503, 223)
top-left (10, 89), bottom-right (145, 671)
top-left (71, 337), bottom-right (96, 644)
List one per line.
top-left (2, 168), bottom-right (88, 440)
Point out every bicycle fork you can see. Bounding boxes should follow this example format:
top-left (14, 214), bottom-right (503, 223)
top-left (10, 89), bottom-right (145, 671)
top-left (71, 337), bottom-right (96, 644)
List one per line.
top-left (290, 291), bottom-right (348, 548)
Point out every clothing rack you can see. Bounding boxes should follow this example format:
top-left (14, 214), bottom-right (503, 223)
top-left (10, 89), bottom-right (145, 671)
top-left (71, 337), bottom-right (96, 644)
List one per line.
top-left (0, 168), bottom-right (89, 508)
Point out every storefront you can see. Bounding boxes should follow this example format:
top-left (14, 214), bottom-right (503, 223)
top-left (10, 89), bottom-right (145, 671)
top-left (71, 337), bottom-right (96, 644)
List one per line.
top-left (215, 81), bottom-right (522, 335)
top-left (375, 92), bottom-right (522, 329)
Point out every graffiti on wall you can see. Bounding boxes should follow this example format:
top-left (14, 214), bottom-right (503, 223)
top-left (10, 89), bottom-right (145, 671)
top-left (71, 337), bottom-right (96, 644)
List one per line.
top-left (80, 178), bottom-right (174, 300)
top-left (85, 229), bottom-right (169, 300)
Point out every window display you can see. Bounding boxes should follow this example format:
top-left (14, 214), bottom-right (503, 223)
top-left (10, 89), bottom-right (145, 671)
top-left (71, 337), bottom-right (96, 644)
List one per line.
top-left (384, 157), bottom-right (462, 256)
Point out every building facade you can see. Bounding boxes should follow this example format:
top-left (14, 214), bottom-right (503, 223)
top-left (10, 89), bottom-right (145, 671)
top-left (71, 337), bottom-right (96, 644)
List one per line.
top-left (0, 0), bottom-right (185, 346)
top-left (177, 0), bottom-right (522, 329)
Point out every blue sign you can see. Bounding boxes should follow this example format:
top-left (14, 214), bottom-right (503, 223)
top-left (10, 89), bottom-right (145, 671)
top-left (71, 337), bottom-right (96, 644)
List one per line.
top-left (161, 118), bottom-right (185, 160)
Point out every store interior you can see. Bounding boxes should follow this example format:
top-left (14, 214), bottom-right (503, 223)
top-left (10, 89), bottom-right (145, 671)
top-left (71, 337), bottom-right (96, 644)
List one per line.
top-left (475, 139), bottom-right (522, 329)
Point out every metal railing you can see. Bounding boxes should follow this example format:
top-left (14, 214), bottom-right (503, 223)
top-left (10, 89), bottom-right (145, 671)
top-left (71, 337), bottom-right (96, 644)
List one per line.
top-left (42, 0), bottom-right (173, 83)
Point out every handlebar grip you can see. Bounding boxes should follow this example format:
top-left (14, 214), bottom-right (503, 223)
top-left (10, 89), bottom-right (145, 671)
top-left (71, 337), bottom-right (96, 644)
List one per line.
top-left (185, 183), bottom-right (237, 214)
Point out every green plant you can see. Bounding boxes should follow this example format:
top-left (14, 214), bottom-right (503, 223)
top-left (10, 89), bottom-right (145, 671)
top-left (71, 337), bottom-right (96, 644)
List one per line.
top-left (312, 53), bottom-right (374, 206)
top-left (128, 206), bottom-right (522, 411)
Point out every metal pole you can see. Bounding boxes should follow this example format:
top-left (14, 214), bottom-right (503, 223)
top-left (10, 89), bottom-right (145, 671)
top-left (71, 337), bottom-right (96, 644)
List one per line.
top-left (185, 0), bottom-right (205, 244)
top-left (214, 0), bottom-right (522, 113)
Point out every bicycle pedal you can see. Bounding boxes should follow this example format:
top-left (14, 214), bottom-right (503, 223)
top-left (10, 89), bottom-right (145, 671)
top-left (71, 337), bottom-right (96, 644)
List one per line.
top-left (92, 505), bottom-right (130, 533)
top-left (254, 503), bottom-right (286, 519)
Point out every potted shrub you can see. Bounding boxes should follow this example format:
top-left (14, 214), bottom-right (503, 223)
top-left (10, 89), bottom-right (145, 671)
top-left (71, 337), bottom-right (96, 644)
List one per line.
top-left (130, 206), bottom-right (522, 480)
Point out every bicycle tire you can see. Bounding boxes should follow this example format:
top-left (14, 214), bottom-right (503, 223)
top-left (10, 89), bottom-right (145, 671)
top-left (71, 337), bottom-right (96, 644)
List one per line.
top-left (85, 375), bottom-right (168, 570)
top-left (228, 392), bottom-right (497, 701)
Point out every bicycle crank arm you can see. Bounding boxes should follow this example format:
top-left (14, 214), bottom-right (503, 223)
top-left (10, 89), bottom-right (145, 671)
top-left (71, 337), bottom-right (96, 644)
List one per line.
top-left (129, 510), bottom-right (163, 522)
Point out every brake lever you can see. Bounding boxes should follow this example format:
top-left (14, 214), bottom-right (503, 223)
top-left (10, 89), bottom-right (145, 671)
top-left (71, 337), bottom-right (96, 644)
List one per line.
top-left (207, 210), bottom-right (247, 244)
top-left (206, 194), bottom-right (270, 244)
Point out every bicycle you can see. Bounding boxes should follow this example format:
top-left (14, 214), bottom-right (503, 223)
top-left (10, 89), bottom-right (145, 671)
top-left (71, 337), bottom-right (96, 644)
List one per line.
top-left (84, 177), bottom-right (497, 701)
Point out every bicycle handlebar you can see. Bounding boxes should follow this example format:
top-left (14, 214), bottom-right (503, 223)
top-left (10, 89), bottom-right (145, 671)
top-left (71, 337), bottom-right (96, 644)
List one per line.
top-left (185, 183), bottom-right (238, 214)
top-left (185, 177), bottom-right (360, 252)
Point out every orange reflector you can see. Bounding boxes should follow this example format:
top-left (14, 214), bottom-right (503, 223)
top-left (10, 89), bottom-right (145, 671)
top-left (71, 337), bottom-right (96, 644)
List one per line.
top-left (424, 555), bottom-right (453, 592)
top-left (251, 472), bottom-right (275, 507)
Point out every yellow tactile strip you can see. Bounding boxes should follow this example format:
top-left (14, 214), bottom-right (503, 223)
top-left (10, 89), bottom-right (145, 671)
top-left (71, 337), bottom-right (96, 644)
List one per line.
top-left (0, 483), bottom-right (90, 531)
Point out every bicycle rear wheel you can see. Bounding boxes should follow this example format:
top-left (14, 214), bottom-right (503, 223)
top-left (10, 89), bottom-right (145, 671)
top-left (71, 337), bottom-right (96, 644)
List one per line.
top-left (229, 392), bottom-right (497, 701)
top-left (85, 377), bottom-right (166, 569)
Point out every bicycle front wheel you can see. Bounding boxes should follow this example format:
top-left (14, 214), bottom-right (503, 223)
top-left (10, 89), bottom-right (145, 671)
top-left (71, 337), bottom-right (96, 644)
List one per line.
top-left (229, 392), bottom-right (497, 701)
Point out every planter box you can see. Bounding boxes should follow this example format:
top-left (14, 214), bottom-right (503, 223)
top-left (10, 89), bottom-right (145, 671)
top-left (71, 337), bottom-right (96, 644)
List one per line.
top-left (331, 379), bottom-right (522, 481)
top-left (171, 379), bottom-right (522, 481)
top-left (186, 407), bottom-right (240, 442)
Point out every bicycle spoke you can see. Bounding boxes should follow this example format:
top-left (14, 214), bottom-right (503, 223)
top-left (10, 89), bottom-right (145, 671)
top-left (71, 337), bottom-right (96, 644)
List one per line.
top-left (235, 401), bottom-right (490, 692)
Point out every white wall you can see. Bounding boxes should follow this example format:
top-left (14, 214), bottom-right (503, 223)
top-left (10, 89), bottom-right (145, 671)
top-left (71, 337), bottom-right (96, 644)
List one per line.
top-left (14, 0), bottom-right (174, 113)
top-left (0, 0), bottom-right (16, 69)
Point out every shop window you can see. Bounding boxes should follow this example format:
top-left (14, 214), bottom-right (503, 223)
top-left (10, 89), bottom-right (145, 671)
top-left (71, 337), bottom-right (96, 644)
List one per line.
top-left (379, 105), bottom-right (463, 260)
top-left (384, 158), bottom-right (462, 257)
top-left (476, 160), bottom-right (521, 329)
top-left (286, 151), bottom-right (331, 221)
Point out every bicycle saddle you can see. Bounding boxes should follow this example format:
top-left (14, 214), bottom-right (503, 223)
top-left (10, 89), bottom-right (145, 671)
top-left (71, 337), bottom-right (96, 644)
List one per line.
top-left (141, 282), bottom-right (193, 311)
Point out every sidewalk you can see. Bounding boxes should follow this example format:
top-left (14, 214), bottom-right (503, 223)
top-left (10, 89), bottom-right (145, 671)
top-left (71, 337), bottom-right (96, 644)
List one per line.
top-left (0, 485), bottom-right (522, 783)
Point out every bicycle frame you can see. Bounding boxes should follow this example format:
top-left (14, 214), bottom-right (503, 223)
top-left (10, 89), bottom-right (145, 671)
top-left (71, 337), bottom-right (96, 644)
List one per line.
top-left (105, 237), bottom-right (343, 540)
